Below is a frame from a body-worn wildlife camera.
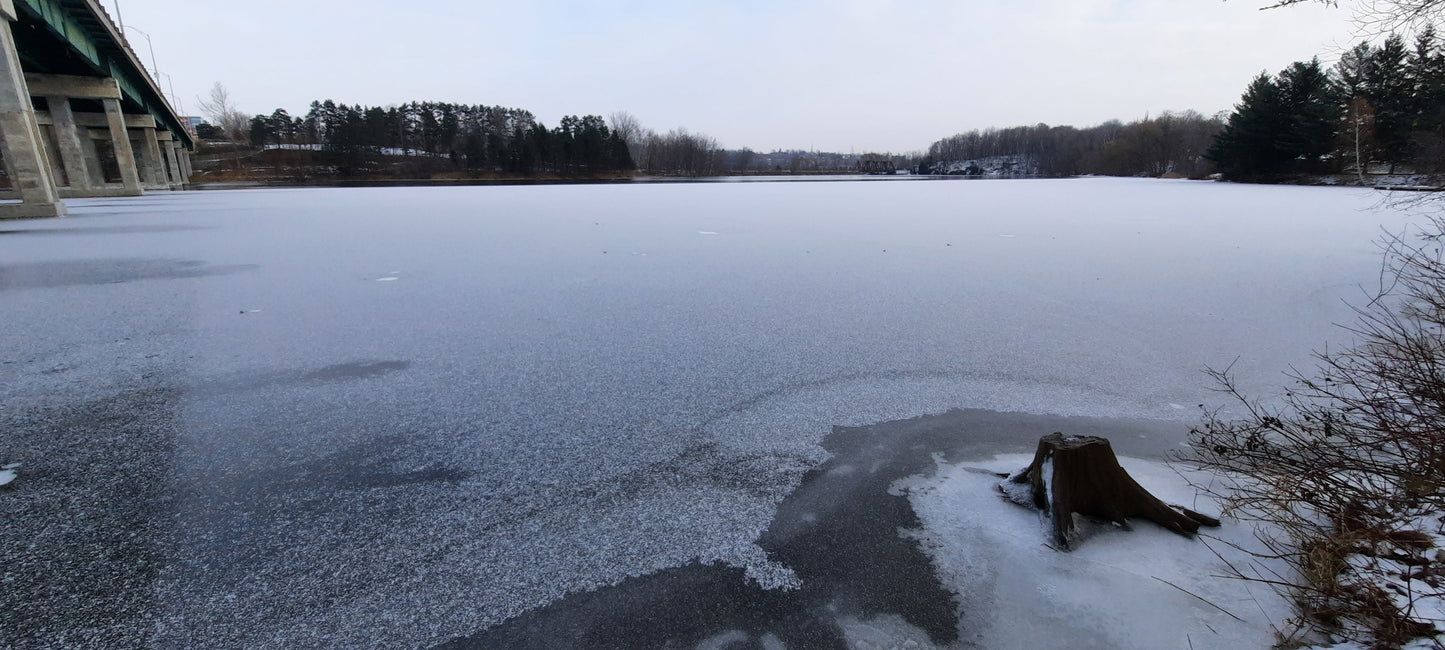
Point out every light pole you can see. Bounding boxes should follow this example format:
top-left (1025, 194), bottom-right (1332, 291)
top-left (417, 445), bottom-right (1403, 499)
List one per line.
top-left (157, 71), bottom-right (183, 113)
top-left (125, 26), bottom-right (159, 80)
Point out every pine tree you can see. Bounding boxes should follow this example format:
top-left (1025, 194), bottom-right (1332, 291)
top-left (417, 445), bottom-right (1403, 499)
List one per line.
top-left (1207, 72), bottom-right (1292, 180)
top-left (1334, 43), bottom-right (1374, 99)
top-left (1278, 58), bottom-right (1342, 168)
top-left (1407, 27), bottom-right (1445, 170)
top-left (1367, 34), bottom-right (1413, 167)
top-left (1335, 44), bottom-right (1377, 174)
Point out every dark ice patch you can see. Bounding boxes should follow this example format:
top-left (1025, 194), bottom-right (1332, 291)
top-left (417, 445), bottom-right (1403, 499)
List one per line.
top-left (0, 387), bottom-right (182, 648)
top-left (0, 258), bottom-right (256, 291)
top-left (267, 435), bottom-right (471, 491)
top-left (0, 224), bottom-right (209, 236)
top-left (441, 409), bottom-right (1186, 648)
top-left (436, 562), bottom-right (847, 650)
top-left (302, 360), bottom-right (410, 382)
top-left (191, 359), bottom-right (411, 395)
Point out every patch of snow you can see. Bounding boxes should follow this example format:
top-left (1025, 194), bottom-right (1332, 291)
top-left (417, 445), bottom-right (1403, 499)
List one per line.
top-left (837, 613), bottom-right (938, 649)
top-left (1317, 510), bottom-right (1445, 647)
top-left (696, 630), bottom-right (749, 650)
top-left (900, 454), bottom-right (1293, 650)
top-left (695, 629), bottom-right (791, 650)
top-left (1040, 458), bottom-right (1054, 509)
top-left (0, 468), bottom-right (15, 487)
top-left (375, 276), bottom-right (399, 282)
top-left (998, 469), bottom-right (1035, 508)
top-left (698, 231), bottom-right (719, 235)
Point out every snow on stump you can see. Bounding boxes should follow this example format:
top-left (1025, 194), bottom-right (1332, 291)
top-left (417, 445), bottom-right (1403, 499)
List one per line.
top-left (1000, 432), bottom-right (1220, 550)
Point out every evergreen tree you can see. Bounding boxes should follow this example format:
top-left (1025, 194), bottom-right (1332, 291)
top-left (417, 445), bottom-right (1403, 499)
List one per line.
top-left (1207, 73), bottom-right (1293, 180)
top-left (1278, 58), bottom-right (1342, 167)
top-left (1367, 34), bottom-right (1413, 166)
top-left (1334, 43), bottom-right (1374, 98)
top-left (248, 99), bottom-right (643, 177)
top-left (1208, 60), bottom-right (1341, 180)
top-left (1407, 27), bottom-right (1445, 169)
top-left (248, 114), bottom-right (275, 147)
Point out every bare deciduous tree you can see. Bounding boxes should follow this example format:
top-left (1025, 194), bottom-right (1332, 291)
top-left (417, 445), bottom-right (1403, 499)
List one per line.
top-left (1346, 95), bottom-right (1377, 180)
top-left (197, 82), bottom-right (250, 144)
top-left (1266, 0), bottom-right (1445, 34)
top-left (608, 111), bottom-right (644, 171)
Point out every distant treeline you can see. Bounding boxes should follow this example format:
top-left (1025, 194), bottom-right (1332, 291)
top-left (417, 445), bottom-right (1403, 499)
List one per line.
top-left (920, 29), bottom-right (1445, 183)
top-left (920, 112), bottom-right (1224, 178)
top-left (1208, 29), bottom-right (1445, 181)
top-left (243, 101), bottom-right (632, 175)
top-left (718, 149), bottom-right (915, 173)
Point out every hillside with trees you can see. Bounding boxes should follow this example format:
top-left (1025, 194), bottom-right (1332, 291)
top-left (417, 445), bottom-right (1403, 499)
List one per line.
top-left (918, 28), bottom-right (1445, 185)
top-left (192, 99), bottom-right (750, 182)
top-left (241, 101), bottom-right (632, 178)
top-left (1208, 29), bottom-right (1445, 182)
top-left (919, 112), bottom-right (1225, 178)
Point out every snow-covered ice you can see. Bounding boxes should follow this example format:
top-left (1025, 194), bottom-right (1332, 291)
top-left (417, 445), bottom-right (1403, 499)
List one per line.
top-left (900, 453), bottom-right (1295, 649)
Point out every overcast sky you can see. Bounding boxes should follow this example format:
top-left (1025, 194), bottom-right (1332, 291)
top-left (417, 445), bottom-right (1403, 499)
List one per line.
top-left (112, 0), bottom-right (1364, 153)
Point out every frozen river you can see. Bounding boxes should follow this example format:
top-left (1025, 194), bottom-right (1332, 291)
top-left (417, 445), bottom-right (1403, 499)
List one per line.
top-left (0, 178), bottom-right (1416, 647)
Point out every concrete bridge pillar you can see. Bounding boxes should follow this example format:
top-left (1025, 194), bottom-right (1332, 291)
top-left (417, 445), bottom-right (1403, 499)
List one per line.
top-left (28, 76), bottom-right (159, 197)
top-left (101, 98), bottom-right (142, 196)
top-left (0, 6), bottom-right (64, 218)
top-left (139, 125), bottom-right (166, 190)
top-left (79, 129), bottom-right (103, 185)
top-left (46, 96), bottom-right (93, 192)
top-left (158, 131), bottom-right (181, 188)
top-left (179, 147), bottom-right (191, 181)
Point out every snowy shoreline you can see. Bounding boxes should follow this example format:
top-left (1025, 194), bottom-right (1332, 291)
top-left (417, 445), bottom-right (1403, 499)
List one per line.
top-left (900, 453), bottom-right (1293, 649)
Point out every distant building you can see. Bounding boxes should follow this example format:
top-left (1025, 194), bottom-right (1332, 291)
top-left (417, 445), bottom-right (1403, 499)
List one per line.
top-left (858, 154), bottom-right (895, 175)
top-left (183, 116), bottom-right (204, 137)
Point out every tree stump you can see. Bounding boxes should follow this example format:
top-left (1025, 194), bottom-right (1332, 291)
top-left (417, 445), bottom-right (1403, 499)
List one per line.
top-left (1000, 433), bottom-right (1220, 550)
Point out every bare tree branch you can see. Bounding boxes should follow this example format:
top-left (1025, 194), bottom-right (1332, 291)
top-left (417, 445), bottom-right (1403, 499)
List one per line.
top-left (196, 82), bottom-right (250, 144)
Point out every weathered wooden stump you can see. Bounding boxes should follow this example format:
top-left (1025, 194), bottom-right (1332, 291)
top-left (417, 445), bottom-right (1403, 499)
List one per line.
top-left (1000, 432), bottom-right (1220, 550)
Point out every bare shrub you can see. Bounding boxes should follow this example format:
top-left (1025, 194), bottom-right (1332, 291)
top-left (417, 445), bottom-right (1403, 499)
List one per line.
top-left (1184, 214), bottom-right (1445, 646)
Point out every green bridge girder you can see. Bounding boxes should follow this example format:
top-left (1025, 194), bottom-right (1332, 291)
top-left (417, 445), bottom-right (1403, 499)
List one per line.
top-left (13, 0), bottom-right (192, 148)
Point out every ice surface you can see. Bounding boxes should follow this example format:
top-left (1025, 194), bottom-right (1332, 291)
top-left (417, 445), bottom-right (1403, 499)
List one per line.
top-left (0, 178), bottom-right (1419, 647)
top-left (901, 453), bottom-right (1294, 650)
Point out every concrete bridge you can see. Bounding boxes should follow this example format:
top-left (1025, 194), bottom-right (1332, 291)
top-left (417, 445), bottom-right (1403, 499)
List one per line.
top-left (0, 0), bottom-right (193, 218)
